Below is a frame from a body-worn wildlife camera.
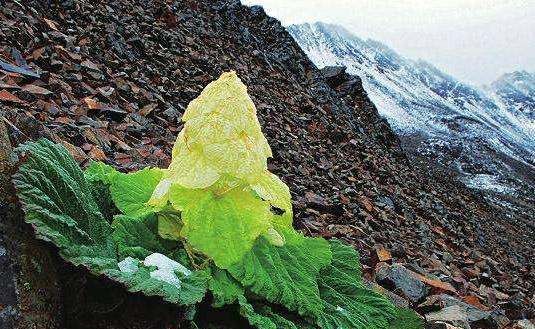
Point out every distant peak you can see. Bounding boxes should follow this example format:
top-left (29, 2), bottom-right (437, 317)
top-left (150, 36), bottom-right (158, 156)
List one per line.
top-left (496, 70), bottom-right (533, 82)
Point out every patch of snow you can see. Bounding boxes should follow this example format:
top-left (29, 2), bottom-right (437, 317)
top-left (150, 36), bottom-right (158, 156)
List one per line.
top-left (143, 252), bottom-right (192, 277)
top-left (118, 257), bottom-right (139, 273)
top-left (463, 174), bottom-right (516, 194)
top-left (142, 253), bottom-right (193, 288)
top-left (149, 268), bottom-right (182, 288)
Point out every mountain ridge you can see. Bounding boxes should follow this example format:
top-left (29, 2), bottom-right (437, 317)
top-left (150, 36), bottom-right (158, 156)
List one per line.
top-left (288, 22), bottom-right (535, 199)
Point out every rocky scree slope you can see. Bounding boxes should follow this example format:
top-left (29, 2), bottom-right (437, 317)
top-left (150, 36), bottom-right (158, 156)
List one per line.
top-left (288, 22), bottom-right (535, 207)
top-left (0, 0), bottom-right (533, 327)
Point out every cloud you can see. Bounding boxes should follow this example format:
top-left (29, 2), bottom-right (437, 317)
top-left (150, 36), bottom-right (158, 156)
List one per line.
top-left (243, 0), bottom-right (535, 85)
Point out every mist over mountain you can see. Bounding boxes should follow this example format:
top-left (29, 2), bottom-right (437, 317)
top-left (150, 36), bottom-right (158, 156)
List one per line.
top-left (288, 22), bottom-right (535, 198)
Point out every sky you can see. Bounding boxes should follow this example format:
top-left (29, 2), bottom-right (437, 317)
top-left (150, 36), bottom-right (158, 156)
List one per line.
top-left (242, 0), bottom-right (535, 86)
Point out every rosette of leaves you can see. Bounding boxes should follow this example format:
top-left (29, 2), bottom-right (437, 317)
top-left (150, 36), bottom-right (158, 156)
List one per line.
top-left (13, 71), bottom-right (423, 329)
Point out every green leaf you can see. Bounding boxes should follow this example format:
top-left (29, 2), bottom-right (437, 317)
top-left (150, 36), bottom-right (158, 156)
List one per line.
top-left (112, 214), bottom-right (180, 260)
top-left (110, 214), bottom-right (209, 306)
top-left (110, 167), bottom-right (165, 218)
top-left (389, 308), bottom-right (424, 329)
top-left (209, 267), bottom-right (316, 329)
top-left (85, 161), bottom-right (164, 218)
top-left (237, 295), bottom-right (277, 329)
top-left (105, 265), bottom-right (210, 306)
top-left (239, 299), bottom-right (318, 329)
top-left (262, 227), bottom-right (285, 246)
top-left (13, 139), bottom-right (116, 271)
top-left (315, 240), bottom-right (396, 329)
top-left (254, 305), bottom-right (317, 329)
top-left (84, 161), bottom-right (120, 221)
top-left (157, 211), bottom-right (183, 241)
top-left (87, 180), bottom-right (118, 222)
top-left (167, 183), bottom-right (208, 212)
top-left (209, 267), bottom-right (244, 308)
top-left (228, 230), bottom-right (332, 318)
top-left (14, 139), bottom-right (208, 306)
top-left (208, 267), bottom-right (281, 328)
top-left (180, 187), bottom-right (273, 269)
top-left (84, 161), bottom-right (118, 184)
top-left (209, 267), bottom-right (313, 329)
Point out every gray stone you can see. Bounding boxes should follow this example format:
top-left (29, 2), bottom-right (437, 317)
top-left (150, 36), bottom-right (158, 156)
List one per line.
top-left (375, 195), bottom-right (395, 210)
top-left (425, 322), bottom-right (465, 329)
top-left (425, 305), bottom-right (470, 329)
top-left (516, 319), bottom-right (535, 329)
top-left (437, 294), bottom-right (508, 328)
top-left (376, 263), bottom-right (428, 303)
top-left (0, 237), bottom-right (18, 329)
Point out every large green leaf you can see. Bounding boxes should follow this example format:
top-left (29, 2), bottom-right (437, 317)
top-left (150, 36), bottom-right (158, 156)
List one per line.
top-left (109, 213), bottom-right (208, 305)
top-left (157, 211), bottom-right (183, 241)
top-left (13, 139), bottom-right (116, 271)
top-left (167, 183), bottom-right (209, 212)
top-left (252, 304), bottom-right (317, 329)
top-left (209, 267), bottom-right (311, 329)
top-left (251, 170), bottom-right (293, 228)
top-left (13, 139), bottom-right (208, 306)
top-left (110, 167), bottom-right (164, 217)
top-left (237, 295), bottom-right (278, 329)
top-left (228, 230), bottom-right (332, 318)
top-left (111, 214), bottom-right (180, 260)
top-left (315, 240), bottom-right (397, 329)
top-left (87, 179), bottom-right (118, 222)
top-left (85, 161), bottom-right (164, 218)
top-left (209, 267), bottom-right (244, 308)
top-left (84, 161), bottom-right (118, 184)
top-left (179, 186), bottom-right (273, 269)
top-left (105, 263), bottom-right (210, 306)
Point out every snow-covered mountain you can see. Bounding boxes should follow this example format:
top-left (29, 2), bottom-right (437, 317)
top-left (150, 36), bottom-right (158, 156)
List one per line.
top-left (489, 71), bottom-right (535, 121)
top-left (288, 22), bottom-right (535, 195)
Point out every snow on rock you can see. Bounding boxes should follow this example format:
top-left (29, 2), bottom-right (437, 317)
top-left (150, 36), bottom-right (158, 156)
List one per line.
top-left (463, 174), bottom-right (516, 195)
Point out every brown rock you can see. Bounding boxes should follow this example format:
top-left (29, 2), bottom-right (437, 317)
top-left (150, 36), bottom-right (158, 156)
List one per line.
top-left (61, 141), bottom-right (88, 164)
top-left (375, 246), bottom-right (392, 263)
top-left (0, 90), bottom-right (24, 104)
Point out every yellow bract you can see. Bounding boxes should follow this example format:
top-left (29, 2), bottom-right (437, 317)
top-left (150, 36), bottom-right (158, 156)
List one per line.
top-left (251, 171), bottom-right (293, 227)
top-left (167, 71), bottom-right (272, 189)
top-left (149, 71), bottom-right (294, 267)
